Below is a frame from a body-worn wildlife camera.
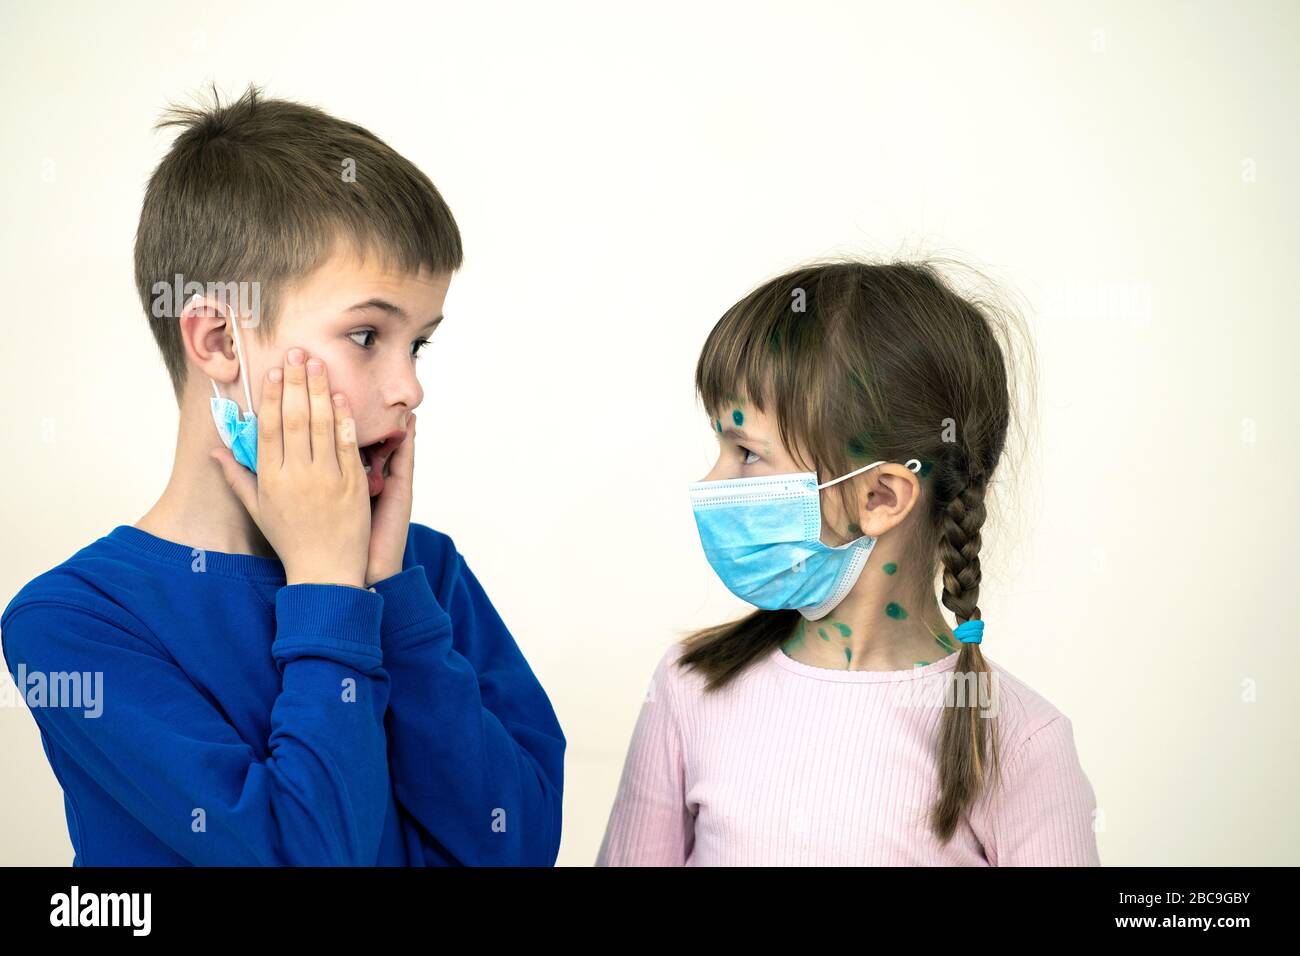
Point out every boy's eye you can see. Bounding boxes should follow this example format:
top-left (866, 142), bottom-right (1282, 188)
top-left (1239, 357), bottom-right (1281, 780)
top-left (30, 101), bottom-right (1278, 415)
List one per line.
top-left (738, 445), bottom-right (760, 465)
top-left (348, 330), bottom-right (432, 359)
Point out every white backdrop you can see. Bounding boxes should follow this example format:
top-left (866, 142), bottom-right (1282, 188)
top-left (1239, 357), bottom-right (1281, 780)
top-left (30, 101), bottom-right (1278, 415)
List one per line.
top-left (1, 0), bottom-right (1297, 866)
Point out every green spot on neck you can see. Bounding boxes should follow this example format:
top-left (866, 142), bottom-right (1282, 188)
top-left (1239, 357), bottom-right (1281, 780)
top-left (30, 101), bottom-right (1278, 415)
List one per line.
top-left (882, 562), bottom-right (897, 575)
top-left (833, 621), bottom-right (851, 637)
top-left (783, 622), bottom-right (807, 654)
top-left (934, 631), bottom-right (958, 653)
top-left (774, 616), bottom-right (806, 655)
top-left (818, 626), bottom-right (829, 641)
top-left (844, 648), bottom-right (853, 665)
top-left (885, 601), bottom-right (908, 620)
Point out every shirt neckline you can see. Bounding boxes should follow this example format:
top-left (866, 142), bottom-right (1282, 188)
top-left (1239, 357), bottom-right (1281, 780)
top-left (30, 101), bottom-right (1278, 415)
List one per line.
top-left (767, 643), bottom-right (963, 683)
top-left (105, 525), bottom-right (288, 583)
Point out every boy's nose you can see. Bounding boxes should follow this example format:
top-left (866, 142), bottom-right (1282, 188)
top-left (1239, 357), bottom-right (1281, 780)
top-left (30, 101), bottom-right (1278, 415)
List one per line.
top-left (385, 359), bottom-right (424, 411)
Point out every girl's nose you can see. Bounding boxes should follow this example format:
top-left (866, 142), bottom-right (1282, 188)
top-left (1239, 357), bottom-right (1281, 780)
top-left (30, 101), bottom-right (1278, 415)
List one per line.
top-left (700, 453), bottom-right (731, 483)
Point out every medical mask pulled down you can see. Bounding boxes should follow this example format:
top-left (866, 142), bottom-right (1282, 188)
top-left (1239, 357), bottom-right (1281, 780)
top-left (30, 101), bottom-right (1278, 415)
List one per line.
top-left (689, 458), bottom-right (922, 621)
top-left (208, 304), bottom-right (259, 474)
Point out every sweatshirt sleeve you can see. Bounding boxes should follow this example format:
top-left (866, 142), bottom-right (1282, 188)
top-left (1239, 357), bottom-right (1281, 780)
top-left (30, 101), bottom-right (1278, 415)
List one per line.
top-left (369, 559), bottom-right (565, 866)
top-left (596, 646), bottom-right (695, 866)
top-left (976, 714), bottom-right (1102, 866)
top-left (1, 586), bottom-right (392, 866)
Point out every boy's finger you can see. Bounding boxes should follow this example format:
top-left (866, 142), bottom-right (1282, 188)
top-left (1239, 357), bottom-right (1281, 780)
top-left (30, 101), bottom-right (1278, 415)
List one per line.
top-left (210, 448), bottom-right (259, 519)
top-left (281, 348), bottom-right (311, 467)
top-left (386, 413), bottom-right (416, 487)
top-left (258, 366), bottom-right (283, 472)
top-left (333, 393), bottom-right (364, 486)
top-left (305, 358), bottom-right (336, 469)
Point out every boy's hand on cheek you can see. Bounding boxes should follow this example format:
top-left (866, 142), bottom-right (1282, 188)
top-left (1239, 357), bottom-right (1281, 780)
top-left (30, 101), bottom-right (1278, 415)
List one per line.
top-left (365, 412), bottom-right (416, 587)
top-left (211, 349), bottom-right (372, 588)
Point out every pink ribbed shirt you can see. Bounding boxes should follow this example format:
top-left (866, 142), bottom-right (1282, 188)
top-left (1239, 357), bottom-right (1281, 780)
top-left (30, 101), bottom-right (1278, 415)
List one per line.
top-left (597, 642), bottom-right (1100, 866)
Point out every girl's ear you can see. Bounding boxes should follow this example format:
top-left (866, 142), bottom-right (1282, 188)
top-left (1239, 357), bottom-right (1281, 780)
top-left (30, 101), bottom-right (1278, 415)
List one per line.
top-left (857, 465), bottom-right (922, 535)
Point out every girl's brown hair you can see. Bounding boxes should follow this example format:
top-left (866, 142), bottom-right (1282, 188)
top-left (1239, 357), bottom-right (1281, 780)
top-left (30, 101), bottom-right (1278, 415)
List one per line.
top-left (678, 256), bottom-right (1035, 843)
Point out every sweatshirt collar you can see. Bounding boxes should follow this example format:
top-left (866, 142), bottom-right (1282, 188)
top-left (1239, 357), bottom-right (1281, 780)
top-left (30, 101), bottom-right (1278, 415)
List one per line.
top-left (106, 525), bottom-right (288, 584)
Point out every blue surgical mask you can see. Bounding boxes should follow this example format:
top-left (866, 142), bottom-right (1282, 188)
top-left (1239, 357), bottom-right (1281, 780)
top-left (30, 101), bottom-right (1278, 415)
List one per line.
top-left (688, 457), bottom-right (922, 620)
top-left (207, 301), bottom-right (258, 474)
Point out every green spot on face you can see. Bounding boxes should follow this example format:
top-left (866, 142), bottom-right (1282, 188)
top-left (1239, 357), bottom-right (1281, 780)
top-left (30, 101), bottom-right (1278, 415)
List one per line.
top-left (885, 602), bottom-right (908, 620)
top-left (846, 434), bottom-right (875, 459)
top-left (882, 562), bottom-right (897, 575)
top-left (714, 418), bottom-right (722, 432)
top-left (833, 621), bottom-right (851, 637)
top-left (732, 409), bottom-right (744, 426)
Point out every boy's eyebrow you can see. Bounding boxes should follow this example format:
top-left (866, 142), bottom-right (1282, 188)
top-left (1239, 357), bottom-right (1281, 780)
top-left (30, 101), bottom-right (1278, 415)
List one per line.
top-left (345, 297), bottom-right (407, 319)
top-left (345, 298), bottom-right (444, 330)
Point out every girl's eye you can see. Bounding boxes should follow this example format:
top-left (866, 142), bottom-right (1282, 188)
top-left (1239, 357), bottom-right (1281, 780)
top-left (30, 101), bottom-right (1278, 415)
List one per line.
top-left (411, 337), bottom-right (431, 359)
top-left (348, 330), bottom-right (376, 349)
top-left (739, 445), bottom-right (760, 465)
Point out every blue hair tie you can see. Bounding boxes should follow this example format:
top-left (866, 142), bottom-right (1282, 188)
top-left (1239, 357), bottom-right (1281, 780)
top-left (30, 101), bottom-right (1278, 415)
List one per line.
top-left (954, 619), bottom-right (984, 644)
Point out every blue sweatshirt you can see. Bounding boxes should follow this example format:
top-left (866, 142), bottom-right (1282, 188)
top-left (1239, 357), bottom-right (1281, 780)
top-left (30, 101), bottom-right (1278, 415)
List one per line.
top-left (0, 523), bottom-right (565, 866)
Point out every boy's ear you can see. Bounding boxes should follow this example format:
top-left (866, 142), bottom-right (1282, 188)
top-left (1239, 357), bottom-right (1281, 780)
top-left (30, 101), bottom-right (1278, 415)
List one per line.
top-left (182, 295), bottom-right (242, 385)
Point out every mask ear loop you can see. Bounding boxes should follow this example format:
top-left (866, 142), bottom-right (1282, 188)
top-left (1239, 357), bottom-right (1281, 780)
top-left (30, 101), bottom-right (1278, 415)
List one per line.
top-left (816, 458), bottom-right (922, 490)
top-left (197, 294), bottom-right (254, 416)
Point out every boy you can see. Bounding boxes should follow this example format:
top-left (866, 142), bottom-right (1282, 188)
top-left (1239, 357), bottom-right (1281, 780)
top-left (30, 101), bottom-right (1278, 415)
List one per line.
top-left (0, 85), bottom-right (565, 865)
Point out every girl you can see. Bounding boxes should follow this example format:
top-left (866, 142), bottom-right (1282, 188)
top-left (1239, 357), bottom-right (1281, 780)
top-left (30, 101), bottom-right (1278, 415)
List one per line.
top-left (596, 259), bottom-right (1100, 866)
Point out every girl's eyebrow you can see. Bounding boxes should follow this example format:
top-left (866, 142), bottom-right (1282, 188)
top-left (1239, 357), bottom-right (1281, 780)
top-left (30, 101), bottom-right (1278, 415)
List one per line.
top-left (720, 426), bottom-right (759, 443)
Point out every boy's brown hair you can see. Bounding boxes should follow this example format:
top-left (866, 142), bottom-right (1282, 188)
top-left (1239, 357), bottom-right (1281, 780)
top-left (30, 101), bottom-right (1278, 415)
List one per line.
top-left (134, 83), bottom-right (463, 403)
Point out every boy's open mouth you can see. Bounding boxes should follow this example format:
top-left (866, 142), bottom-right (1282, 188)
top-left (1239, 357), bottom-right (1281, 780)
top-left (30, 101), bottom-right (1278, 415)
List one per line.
top-left (359, 431), bottom-right (406, 497)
